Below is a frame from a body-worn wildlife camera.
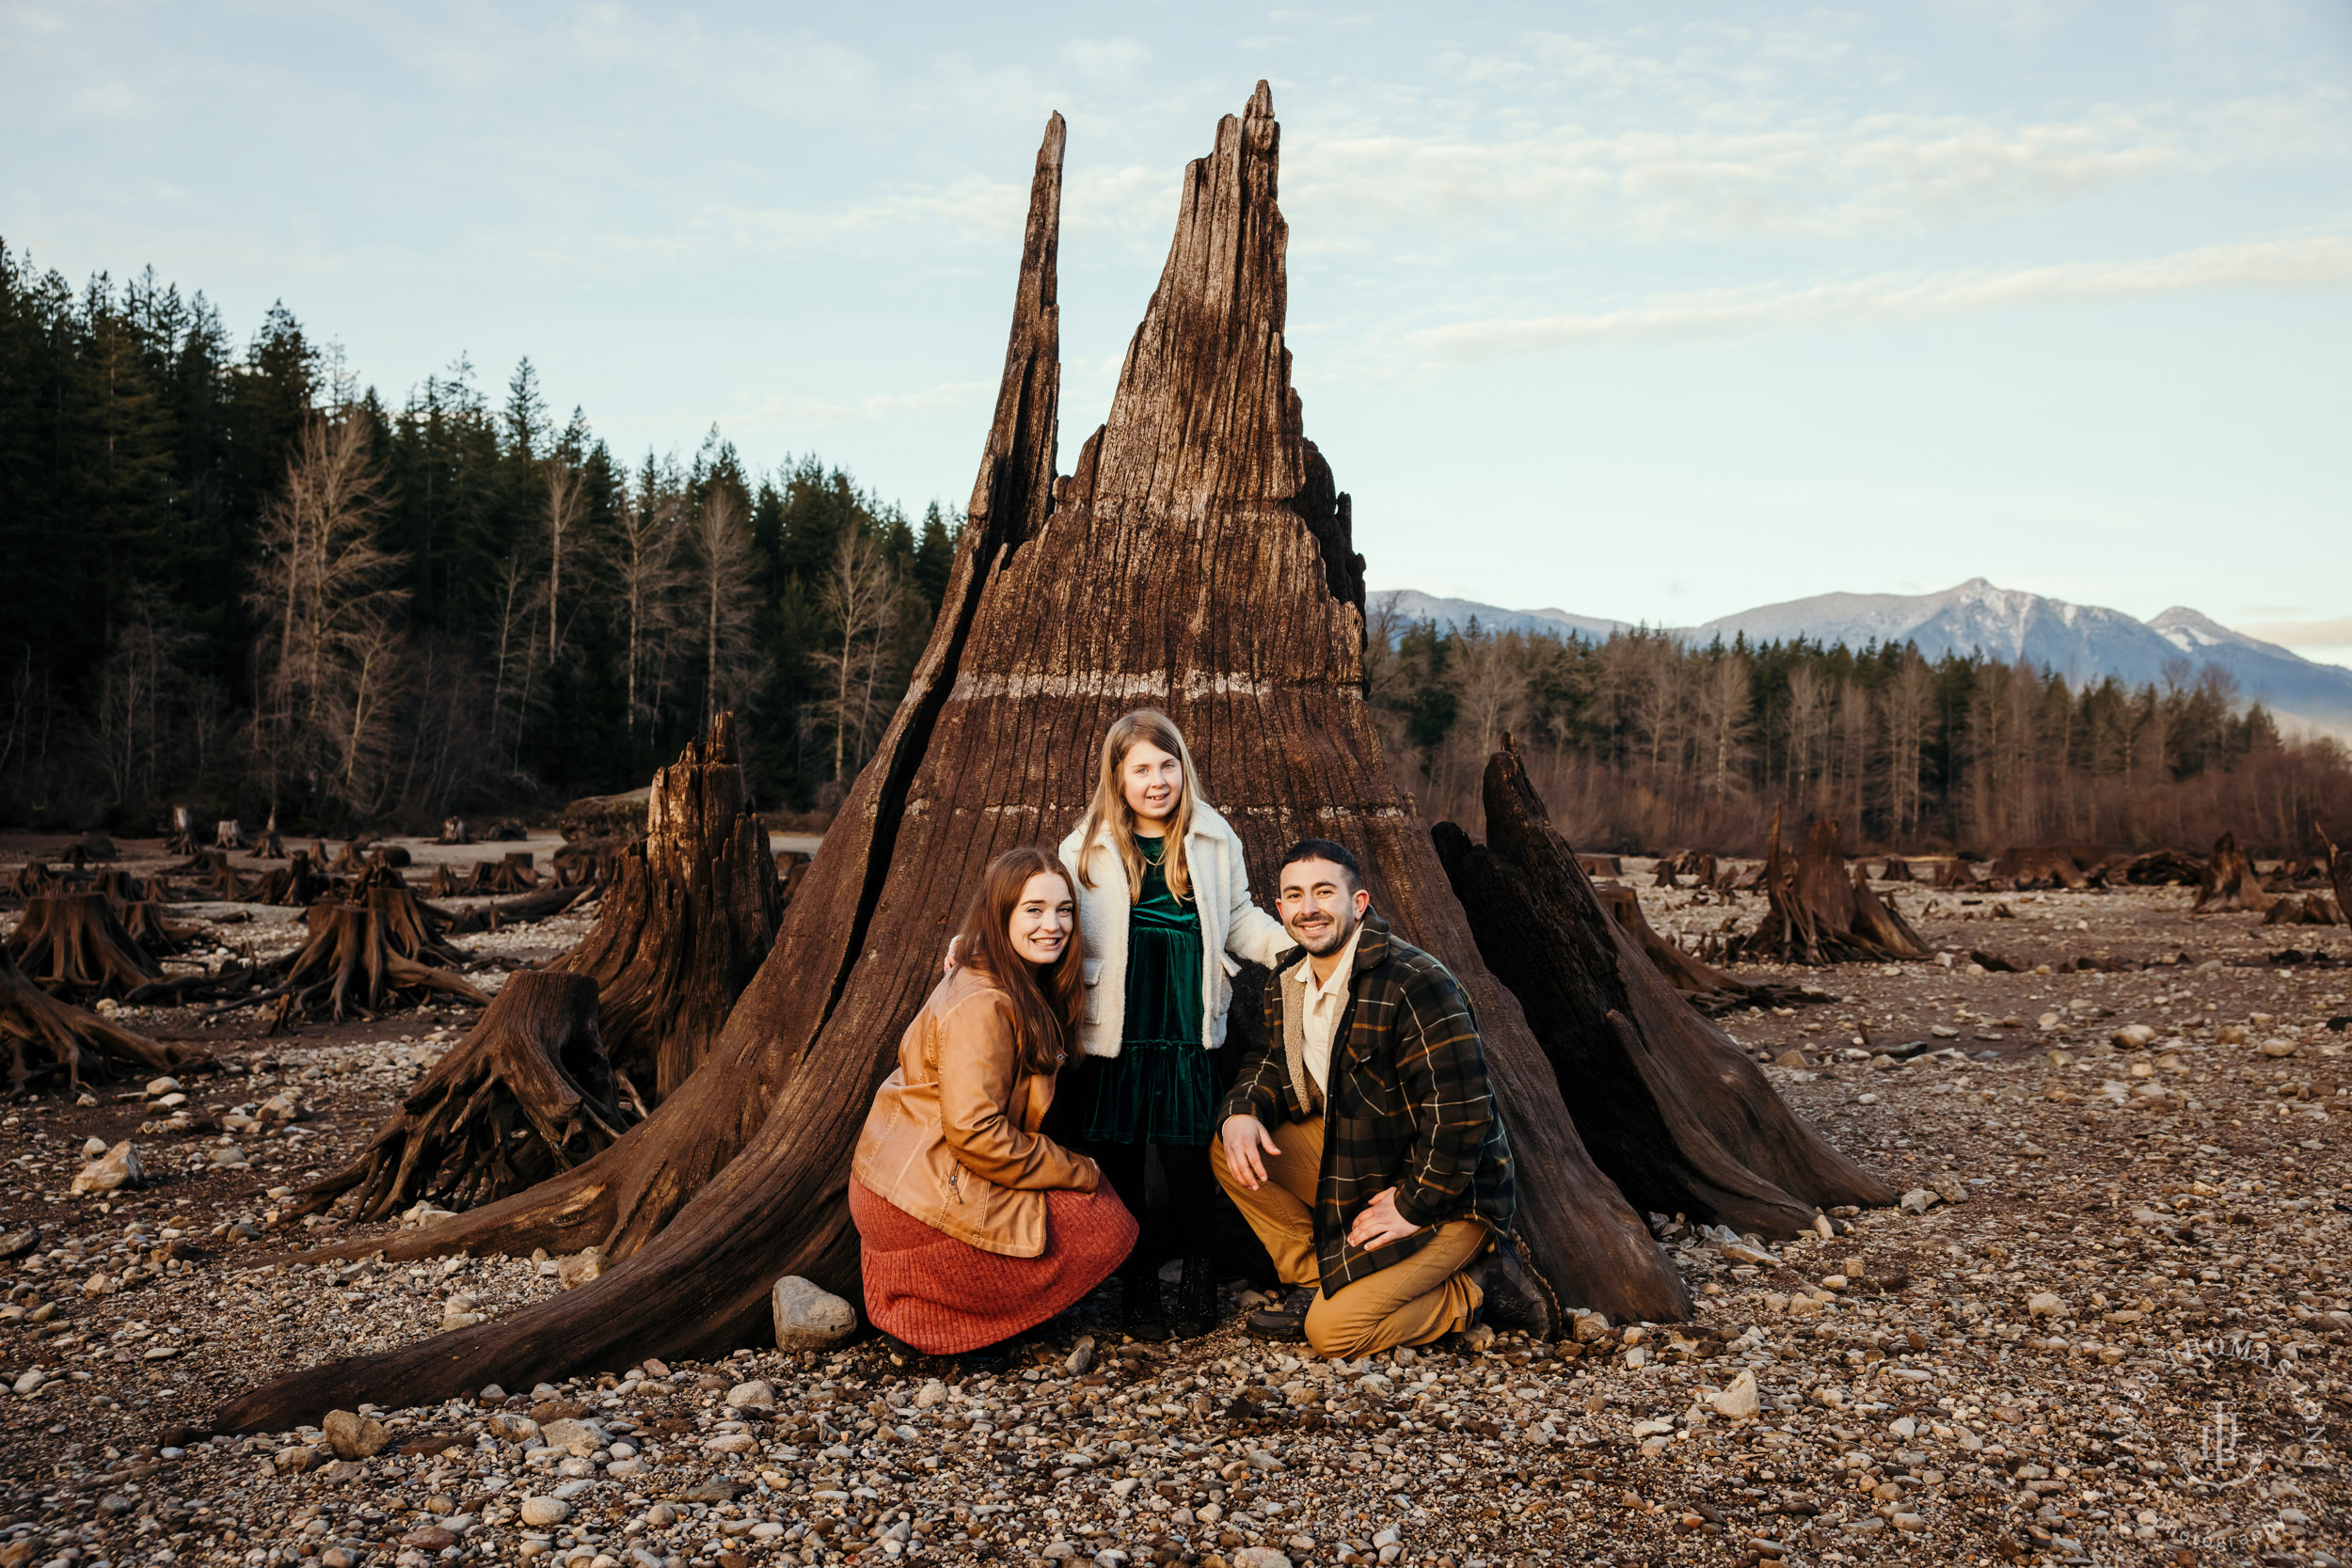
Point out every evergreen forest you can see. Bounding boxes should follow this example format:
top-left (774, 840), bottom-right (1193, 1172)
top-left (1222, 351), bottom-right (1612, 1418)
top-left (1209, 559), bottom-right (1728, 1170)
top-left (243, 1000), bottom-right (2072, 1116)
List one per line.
top-left (3, 241), bottom-right (2344, 854)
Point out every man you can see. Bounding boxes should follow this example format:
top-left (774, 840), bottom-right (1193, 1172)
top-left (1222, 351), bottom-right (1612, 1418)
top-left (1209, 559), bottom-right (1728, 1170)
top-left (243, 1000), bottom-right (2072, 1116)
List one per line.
top-left (1212, 838), bottom-right (1548, 1357)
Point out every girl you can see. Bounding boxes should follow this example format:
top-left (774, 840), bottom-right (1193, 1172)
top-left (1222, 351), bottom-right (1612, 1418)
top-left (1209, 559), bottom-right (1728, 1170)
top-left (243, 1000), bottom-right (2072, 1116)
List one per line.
top-left (1057, 708), bottom-right (1290, 1338)
top-left (850, 847), bottom-right (1136, 1367)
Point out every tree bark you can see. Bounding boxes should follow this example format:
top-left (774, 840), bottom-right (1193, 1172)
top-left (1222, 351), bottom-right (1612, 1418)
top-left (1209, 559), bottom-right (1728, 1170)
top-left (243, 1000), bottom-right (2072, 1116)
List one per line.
top-left (215, 88), bottom-right (1684, 1433)
top-left (2191, 832), bottom-right (2274, 914)
top-left (1433, 740), bottom-right (1892, 1238)
top-left (291, 971), bottom-right (624, 1222)
top-left (549, 716), bottom-right (780, 1104)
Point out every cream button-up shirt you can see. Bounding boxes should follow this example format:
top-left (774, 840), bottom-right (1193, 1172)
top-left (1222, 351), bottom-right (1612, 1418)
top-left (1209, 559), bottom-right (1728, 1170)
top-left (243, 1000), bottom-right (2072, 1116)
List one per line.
top-left (1289, 922), bottom-right (1364, 1096)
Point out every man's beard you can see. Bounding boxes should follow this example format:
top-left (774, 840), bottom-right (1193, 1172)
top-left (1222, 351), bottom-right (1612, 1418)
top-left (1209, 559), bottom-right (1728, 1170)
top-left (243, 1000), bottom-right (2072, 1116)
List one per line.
top-left (1287, 906), bottom-right (1358, 958)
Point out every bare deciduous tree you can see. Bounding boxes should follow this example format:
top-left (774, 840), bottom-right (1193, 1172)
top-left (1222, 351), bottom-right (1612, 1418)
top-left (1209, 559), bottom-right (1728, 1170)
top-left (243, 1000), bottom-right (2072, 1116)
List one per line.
top-left (608, 484), bottom-right (686, 757)
top-left (246, 412), bottom-right (410, 815)
top-left (686, 488), bottom-right (761, 733)
top-left (809, 520), bottom-right (901, 782)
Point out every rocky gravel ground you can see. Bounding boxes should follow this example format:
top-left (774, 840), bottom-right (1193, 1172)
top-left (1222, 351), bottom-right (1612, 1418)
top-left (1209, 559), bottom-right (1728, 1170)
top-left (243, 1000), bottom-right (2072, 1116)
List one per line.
top-left (2, 850), bottom-right (2347, 1568)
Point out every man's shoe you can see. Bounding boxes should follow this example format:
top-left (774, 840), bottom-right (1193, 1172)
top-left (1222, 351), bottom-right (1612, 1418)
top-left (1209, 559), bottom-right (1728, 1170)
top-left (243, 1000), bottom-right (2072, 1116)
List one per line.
top-left (1246, 1286), bottom-right (1316, 1341)
top-left (1468, 1244), bottom-right (1553, 1338)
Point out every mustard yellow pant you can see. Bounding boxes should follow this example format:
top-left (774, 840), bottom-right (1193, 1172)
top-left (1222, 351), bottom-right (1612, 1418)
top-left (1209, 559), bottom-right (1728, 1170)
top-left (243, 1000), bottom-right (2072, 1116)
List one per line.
top-left (1211, 1115), bottom-right (1486, 1358)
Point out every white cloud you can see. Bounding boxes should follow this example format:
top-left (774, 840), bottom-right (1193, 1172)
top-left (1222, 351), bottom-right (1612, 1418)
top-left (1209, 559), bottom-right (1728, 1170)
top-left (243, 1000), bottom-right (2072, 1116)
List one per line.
top-left (735, 379), bottom-right (992, 429)
top-left (1409, 232), bottom-right (2352, 361)
top-left (1282, 105), bottom-right (2194, 245)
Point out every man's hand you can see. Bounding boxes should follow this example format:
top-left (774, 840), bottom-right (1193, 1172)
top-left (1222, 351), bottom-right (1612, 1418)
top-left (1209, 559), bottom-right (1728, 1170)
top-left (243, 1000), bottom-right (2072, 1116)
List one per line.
top-left (1219, 1115), bottom-right (1281, 1191)
top-left (1346, 1186), bottom-right (1419, 1249)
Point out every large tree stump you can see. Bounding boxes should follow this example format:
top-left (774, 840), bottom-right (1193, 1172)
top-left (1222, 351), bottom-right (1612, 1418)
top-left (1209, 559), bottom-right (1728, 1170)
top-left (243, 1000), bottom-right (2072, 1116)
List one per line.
top-left (1434, 741), bottom-right (1892, 1236)
top-left (215, 87), bottom-right (1685, 1433)
top-left (2191, 832), bottom-right (2274, 914)
top-left (550, 718), bottom-right (779, 1104)
top-left (291, 972), bottom-right (625, 1221)
top-left (6, 893), bottom-right (164, 999)
top-left (1735, 810), bottom-right (1930, 964)
top-left (117, 901), bottom-right (199, 958)
top-left (2, 944), bottom-right (198, 1093)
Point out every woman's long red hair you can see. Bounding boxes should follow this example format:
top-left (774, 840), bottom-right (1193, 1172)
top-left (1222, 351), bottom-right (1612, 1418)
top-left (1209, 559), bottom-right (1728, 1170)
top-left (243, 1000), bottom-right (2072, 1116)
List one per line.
top-left (952, 847), bottom-right (1085, 1077)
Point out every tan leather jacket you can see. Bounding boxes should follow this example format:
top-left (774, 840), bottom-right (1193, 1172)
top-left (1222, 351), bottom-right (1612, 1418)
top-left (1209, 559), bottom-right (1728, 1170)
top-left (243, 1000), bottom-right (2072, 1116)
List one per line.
top-left (852, 967), bottom-right (1099, 1258)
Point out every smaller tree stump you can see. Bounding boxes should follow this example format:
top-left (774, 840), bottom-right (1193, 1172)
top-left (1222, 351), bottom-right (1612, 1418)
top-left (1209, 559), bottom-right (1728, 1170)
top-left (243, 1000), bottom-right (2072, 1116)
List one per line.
top-left (292, 971), bottom-right (626, 1221)
top-left (7, 893), bottom-right (165, 999)
top-left (253, 811), bottom-right (287, 860)
top-left (2311, 824), bottom-right (2351, 923)
top-left (1733, 810), bottom-right (1930, 964)
top-left (1434, 739), bottom-right (1892, 1237)
top-left (164, 806), bottom-right (199, 856)
top-left (2191, 832), bottom-right (2274, 915)
top-left (239, 899), bottom-right (491, 1024)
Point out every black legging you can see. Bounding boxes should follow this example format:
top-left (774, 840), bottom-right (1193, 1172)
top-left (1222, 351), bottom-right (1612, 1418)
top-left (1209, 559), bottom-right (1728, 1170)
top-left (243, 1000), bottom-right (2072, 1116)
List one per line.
top-left (1092, 1140), bottom-right (1217, 1279)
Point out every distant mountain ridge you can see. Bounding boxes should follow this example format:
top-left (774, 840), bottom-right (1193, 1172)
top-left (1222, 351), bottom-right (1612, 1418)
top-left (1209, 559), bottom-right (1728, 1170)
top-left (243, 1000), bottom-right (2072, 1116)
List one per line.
top-left (1375, 578), bottom-right (2352, 740)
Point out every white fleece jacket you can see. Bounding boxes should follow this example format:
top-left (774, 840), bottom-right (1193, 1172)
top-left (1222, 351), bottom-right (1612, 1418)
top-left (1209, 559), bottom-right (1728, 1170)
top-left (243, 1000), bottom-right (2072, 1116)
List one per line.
top-left (1057, 800), bottom-right (1292, 1059)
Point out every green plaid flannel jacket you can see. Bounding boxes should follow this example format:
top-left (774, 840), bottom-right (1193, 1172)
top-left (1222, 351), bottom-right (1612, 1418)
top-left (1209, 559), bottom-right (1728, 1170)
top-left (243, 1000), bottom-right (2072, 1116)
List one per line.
top-left (1219, 914), bottom-right (1516, 1295)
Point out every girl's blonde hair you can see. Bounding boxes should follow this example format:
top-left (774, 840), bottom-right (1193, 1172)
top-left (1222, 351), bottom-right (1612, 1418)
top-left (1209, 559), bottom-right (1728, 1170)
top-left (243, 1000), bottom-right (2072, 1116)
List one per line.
top-left (1075, 708), bottom-right (1203, 902)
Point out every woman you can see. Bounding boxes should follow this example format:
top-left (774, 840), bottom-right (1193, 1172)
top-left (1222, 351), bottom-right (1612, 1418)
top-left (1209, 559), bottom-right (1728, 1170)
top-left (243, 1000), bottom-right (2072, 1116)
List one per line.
top-left (850, 847), bottom-right (1136, 1367)
top-left (1057, 709), bottom-right (1291, 1338)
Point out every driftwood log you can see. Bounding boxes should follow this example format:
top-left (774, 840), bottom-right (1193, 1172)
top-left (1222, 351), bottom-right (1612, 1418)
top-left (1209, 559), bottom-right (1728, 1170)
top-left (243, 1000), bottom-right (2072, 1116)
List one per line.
top-left (1433, 740), bottom-right (1891, 1235)
top-left (551, 717), bottom-right (779, 1105)
top-left (6, 893), bottom-right (165, 999)
top-left (216, 87), bottom-right (1689, 1434)
top-left (1734, 811), bottom-right (1931, 964)
top-left (2121, 848), bottom-right (2206, 886)
top-left (1, 944), bottom-right (199, 1093)
top-left (291, 971), bottom-right (625, 1222)
top-left (2192, 832), bottom-right (2274, 914)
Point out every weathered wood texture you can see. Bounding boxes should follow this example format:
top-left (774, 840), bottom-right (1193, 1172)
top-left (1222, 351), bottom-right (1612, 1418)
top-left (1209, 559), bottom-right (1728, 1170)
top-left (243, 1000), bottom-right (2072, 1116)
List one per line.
top-left (216, 87), bottom-right (1681, 1432)
top-left (1435, 742), bottom-right (1892, 1238)
top-left (551, 716), bottom-right (779, 1105)
top-left (292, 971), bottom-right (624, 1222)
top-left (2192, 832), bottom-right (2275, 914)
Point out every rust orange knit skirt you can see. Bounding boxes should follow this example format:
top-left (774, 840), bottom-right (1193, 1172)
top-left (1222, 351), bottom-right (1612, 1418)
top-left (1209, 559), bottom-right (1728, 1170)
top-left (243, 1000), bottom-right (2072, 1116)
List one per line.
top-left (849, 1177), bottom-right (1136, 1354)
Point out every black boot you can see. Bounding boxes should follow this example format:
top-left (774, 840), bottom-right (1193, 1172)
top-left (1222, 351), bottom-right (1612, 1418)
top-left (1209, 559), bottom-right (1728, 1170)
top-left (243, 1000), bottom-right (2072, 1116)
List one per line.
top-left (1170, 1255), bottom-right (1218, 1338)
top-left (1121, 1270), bottom-right (1169, 1342)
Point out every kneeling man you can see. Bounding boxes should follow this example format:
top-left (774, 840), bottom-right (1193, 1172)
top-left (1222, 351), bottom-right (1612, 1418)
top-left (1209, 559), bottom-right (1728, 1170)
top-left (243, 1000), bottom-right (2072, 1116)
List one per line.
top-left (1213, 839), bottom-right (1546, 1357)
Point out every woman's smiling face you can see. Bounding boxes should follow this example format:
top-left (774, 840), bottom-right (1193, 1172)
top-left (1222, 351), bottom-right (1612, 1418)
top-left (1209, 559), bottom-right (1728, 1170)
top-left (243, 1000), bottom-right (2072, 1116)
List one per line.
top-left (1009, 871), bottom-right (1074, 966)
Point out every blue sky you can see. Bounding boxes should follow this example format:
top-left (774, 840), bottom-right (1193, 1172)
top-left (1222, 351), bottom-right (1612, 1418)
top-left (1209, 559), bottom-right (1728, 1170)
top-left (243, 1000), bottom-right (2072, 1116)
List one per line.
top-left (7, 2), bottom-right (2348, 662)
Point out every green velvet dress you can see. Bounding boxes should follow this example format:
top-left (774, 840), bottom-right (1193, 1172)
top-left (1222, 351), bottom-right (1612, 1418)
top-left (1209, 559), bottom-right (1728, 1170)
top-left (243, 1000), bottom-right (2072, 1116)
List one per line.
top-left (1085, 833), bottom-right (1215, 1147)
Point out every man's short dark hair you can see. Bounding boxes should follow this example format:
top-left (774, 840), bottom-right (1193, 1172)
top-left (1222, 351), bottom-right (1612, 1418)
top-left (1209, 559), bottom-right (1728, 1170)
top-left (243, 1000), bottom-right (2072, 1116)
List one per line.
top-left (1279, 838), bottom-right (1362, 891)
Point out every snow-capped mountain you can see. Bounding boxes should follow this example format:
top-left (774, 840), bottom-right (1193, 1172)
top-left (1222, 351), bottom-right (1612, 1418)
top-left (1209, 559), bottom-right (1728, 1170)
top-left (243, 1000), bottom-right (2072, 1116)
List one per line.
top-left (1372, 578), bottom-right (2352, 738)
top-left (1374, 591), bottom-right (1629, 643)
